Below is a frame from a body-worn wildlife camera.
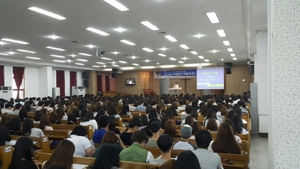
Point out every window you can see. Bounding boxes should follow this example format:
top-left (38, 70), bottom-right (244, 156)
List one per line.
top-left (12, 74), bottom-right (25, 99)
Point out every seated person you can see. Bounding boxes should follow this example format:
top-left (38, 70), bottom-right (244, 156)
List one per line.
top-left (119, 130), bottom-right (154, 163)
top-left (1, 103), bottom-right (14, 115)
top-left (13, 103), bottom-right (22, 115)
top-left (149, 134), bottom-right (173, 165)
top-left (173, 124), bottom-right (196, 151)
top-left (93, 115), bottom-right (109, 143)
top-left (67, 126), bottom-right (93, 157)
top-left (120, 116), bottom-right (142, 145)
top-left (145, 121), bottom-right (161, 148)
top-left (193, 130), bottom-right (223, 169)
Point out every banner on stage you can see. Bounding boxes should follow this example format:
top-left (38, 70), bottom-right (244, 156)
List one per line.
top-left (154, 69), bottom-right (196, 79)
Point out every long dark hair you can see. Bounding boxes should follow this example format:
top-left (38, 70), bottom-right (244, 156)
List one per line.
top-left (8, 137), bottom-right (34, 169)
top-left (91, 144), bottom-right (120, 169)
top-left (82, 112), bottom-right (94, 122)
top-left (19, 108), bottom-right (28, 122)
top-left (39, 114), bottom-right (51, 130)
top-left (43, 140), bottom-right (75, 169)
top-left (22, 119), bottom-right (34, 136)
top-left (176, 151), bottom-right (201, 169)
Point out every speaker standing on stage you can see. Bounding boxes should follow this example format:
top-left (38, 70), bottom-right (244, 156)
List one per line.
top-left (173, 82), bottom-right (179, 89)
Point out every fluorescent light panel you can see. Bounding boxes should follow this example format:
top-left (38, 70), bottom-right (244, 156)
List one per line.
top-left (120, 40), bottom-right (136, 46)
top-left (204, 59), bottom-right (209, 62)
top-left (227, 48), bottom-right (233, 52)
top-left (26, 56), bottom-right (41, 60)
top-left (96, 62), bottom-right (105, 64)
top-left (180, 44), bottom-right (189, 49)
top-left (78, 53), bottom-right (92, 56)
top-left (0, 53), bottom-right (9, 56)
top-left (28, 7), bottom-right (66, 20)
top-left (169, 57), bottom-right (177, 61)
top-left (190, 51), bottom-right (198, 55)
top-left (101, 57), bottom-right (112, 60)
top-left (0, 41), bottom-right (7, 45)
top-left (50, 55), bottom-right (65, 58)
top-left (184, 63), bottom-right (199, 67)
top-left (48, 35), bottom-right (59, 40)
top-left (141, 66), bottom-right (154, 69)
top-left (92, 65), bottom-right (101, 68)
top-left (230, 53), bottom-right (235, 57)
top-left (119, 61), bottom-right (127, 64)
top-left (206, 12), bottom-right (220, 23)
top-left (160, 65), bottom-right (175, 68)
top-left (53, 60), bottom-right (66, 63)
top-left (75, 63), bottom-right (84, 65)
top-left (142, 48), bottom-right (154, 52)
top-left (103, 0), bottom-right (129, 11)
top-left (121, 67), bottom-right (134, 70)
top-left (140, 21), bottom-right (159, 31)
top-left (158, 53), bottom-right (166, 57)
top-left (1, 38), bottom-right (29, 44)
top-left (216, 29), bottom-right (226, 37)
top-left (164, 35), bottom-right (177, 42)
top-left (198, 56), bottom-right (205, 59)
top-left (114, 27), bottom-right (126, 33)
top-left (178, 61), bottom-right (184, 64)
top-left (223, 41), bottom-right (230, 46)
top-left (132, 63), bottom-right (139, 66)
top-left (46, 46), bottom-right (65, 51)
top-left (233, 57), bottom-right (237, 60)
top-left (76, 59), bottom-right (88, 62)
top-left (86, 27), bottom-right (109, 36)
top-left (17, 49), bottom-right (36, 53)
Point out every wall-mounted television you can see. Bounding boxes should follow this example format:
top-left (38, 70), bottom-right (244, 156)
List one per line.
top-left (125, 78), bottom-right (135, 86)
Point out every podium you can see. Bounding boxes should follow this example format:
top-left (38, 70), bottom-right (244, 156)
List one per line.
top-left (168, 87), bottom-right (181, 95)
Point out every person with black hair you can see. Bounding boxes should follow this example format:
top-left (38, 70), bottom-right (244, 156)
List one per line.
top-left (120, 116), bottom-right (142, 145)
top-left (33, 111), bottom-right (42, 124)
top-left (120, 104), bottom-right (131, 115)
top-left (8, 137), bottom-right (38, 169)
top-left (36, 101), bottom-right (44, 111)
top-left (119, 130), bottom-right (154, 163)
top-left (80, 112), bottom-right (98, 131)
top-left (145, 121), bottom-right (161, 148)
top-left (108, 115), bottom-right (121, 134)
top-left (193, 130), bottom-right (223, 169)
top-left (13, 103), bottom-right (22, 115)
top-left (160, 117), bottom-right (169, 130)
top-left (204, 109), bottom-right (220, 128)
top-left (22, 119), bottom-right (44, 137)
top-left (67, 113), bottom-right (77, 125)
top-left (67, 126), bottom-right (93, 157)
top-left (149, 134), bottom-right (173, 165)
top-left (148, 108), bottom-right (158, 120)
top-left (1, 103), bottom-right (14, 114)
top-left (0, 127), bottom-right (11, 146)
top-left (176, 151), bottom-right (201, 169)
top-left (93, 115), bottom-right (109, 143)
top-left (91, 144), bottom-right (120, 169)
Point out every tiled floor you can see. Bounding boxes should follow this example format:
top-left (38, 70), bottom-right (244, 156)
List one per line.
top-left (250, 134), bottom-right (268, 169)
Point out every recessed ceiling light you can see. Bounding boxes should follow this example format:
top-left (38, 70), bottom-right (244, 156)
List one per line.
top-left (216, 29), bottom-right (226, 37)
top-left (1, 38), bottom-right (29, 44)
top-left (230, 53), bottom-right (235, 57)
top-left (28, 7), bottom-right (66, 20)
top-left (112, 51), bottom-right (119, 55)
top-left (160, 47), bottom-right (167, 51)
top-left (142, 48), bottom-right (154, 52)
top-left (0, 41), bottom-right (7, 45)
top-left (26, 56), bottom-right (41, 60)
top-left (184, 63), bottom-right (199, 67)
top-left (130, 56), bottom-right (137, 59)
top-left (160, 65), bottom-right (175, 68)
top-left (53, 60), bottom-right (66, 63)
top-left (169, 57), bottom-right (177, 61)
top-left (141, 66), bottom-right (155, 69)
top-left (103, 0), bottom-right (129, 11)
top-left (121, 67), bottom-right (134, 70)
top-left (112, 64), bottom-right (119, 67)
top-left (158, 53), bottom-right (166, 57)
top-left (96, 62), bottom-right (105, 64)
top-left (190, 51), bottom-right (198, 55)
top-left (67, 59), bottom-right (71, 63)
top-left (50, 54), bottom-right (65, 58)
top-left (87, 44), bottom-right (95, 49)
top-left (211, 50), bottom-right (218, 53)
top-left (227, 48), bottom-right (233, 52)
top-left (92, 65), bottom-right (101, 68)
top-left (76, 59), bottom-right (88, 62)
top-left (223, 41), bottom-right (230, 46)
top-left (180, 44), bottom-right (189, 49)
top-left (206, 12), bottom-right (220, 24)
top-left (221, 59), bottom-right (224, 61)
top-left (178, 61), bottom-right (184, 64)
top-left (0, 53), bottom-right (9, 56)
top-left (114, 27), bottom-right (126, 33)
top-left (132, 63), bottom-right (139, 66)
top-left (47, 35), bottom-right (60, 40)
top-left (101, 57), bottom-right (112, 60)
top-left (204, 59), bottom-right (209, 62)
top-left (157, 62), bottom-right (159, 65)
top-left (145, 59), bottom-right (150, 63)
top-left (120, 40), bottom-right (136, 46)
top-left (198, 56), bottom-right (205, 59)
top-left (86, 27), bottom-right (109, 36)
top-left (140, 21), bottom-right (159, 31)
top-left (46, 46), bottom-right (65, 51)
top-left (17, 49), bottom-right (36, 53)
top-left (75, 63), bottom-right (84, 65)
top-left (233, 57), bottom-right (237, 60)
top-left (182, 57), bottom-right (188, 60)
top-left (194, 34), bottom-right (203, 38)
top-left (119, 61), bottom-right (127, 64)
top-left (104, 68), bottom-right (112, 71)
top-left (164, 35), bottom-right (177, 42)
top-left (69, 54), bottom-right (77, 57)
top-left (7, 51), bottom-right (15, 55)
top-left (78, 53), bottom-right (92, 56)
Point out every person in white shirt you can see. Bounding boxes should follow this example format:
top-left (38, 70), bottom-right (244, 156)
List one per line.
top-left (173, 124), bottom-right (195, 151)
top-left (22, 119), bottom-right (45, 138)
top-left (149, 134), bottom-right (174, 165)
top-left (80, 112), bottom-right (98, 131)
top-left (204, 109), bottom-right (221, 128)
top-left (67, 126), bottom-right (94, 157)
top-left (1, 103), bottom-right (14, 115)
top-left (13, 103), bottom-right (22, 115)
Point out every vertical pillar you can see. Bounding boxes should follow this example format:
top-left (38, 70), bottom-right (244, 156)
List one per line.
top-left (39, 66), bottom-right (52, 97)
top-left (268, 0), bottom-right (300, 168)
top-left (4, 66), bottom-right (12, 87)
top-left (256, 30), bottom-right (269, 135)
top-left (65, 71), bottom-right (70, 96)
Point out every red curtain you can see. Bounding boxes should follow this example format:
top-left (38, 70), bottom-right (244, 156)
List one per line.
top-left (105, 76), bottom-right (110, 91)
top-left (0, 66), bottom-right (4, 86)
top-left (56, 70), bottom-right (65, 96)
top-left (13, 67), bottom-right (25, 99)
top-left (70, 71), bottom-right (77, 87)
top-left (97, 75), bottom-right (102, 92)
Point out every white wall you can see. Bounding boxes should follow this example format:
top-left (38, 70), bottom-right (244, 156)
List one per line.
top-left (52, 70), bottom-right (56, 88)
top-left (39, 66), bottom-right (52, 97)
top-left (4, 66), bottom-right (12, 87)
top-left (24, 67), bottom-right (40, 97)
top-left (65, 71), bottom-right (70, 96)
top-left (77, 71), bottom-right (82, 86)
